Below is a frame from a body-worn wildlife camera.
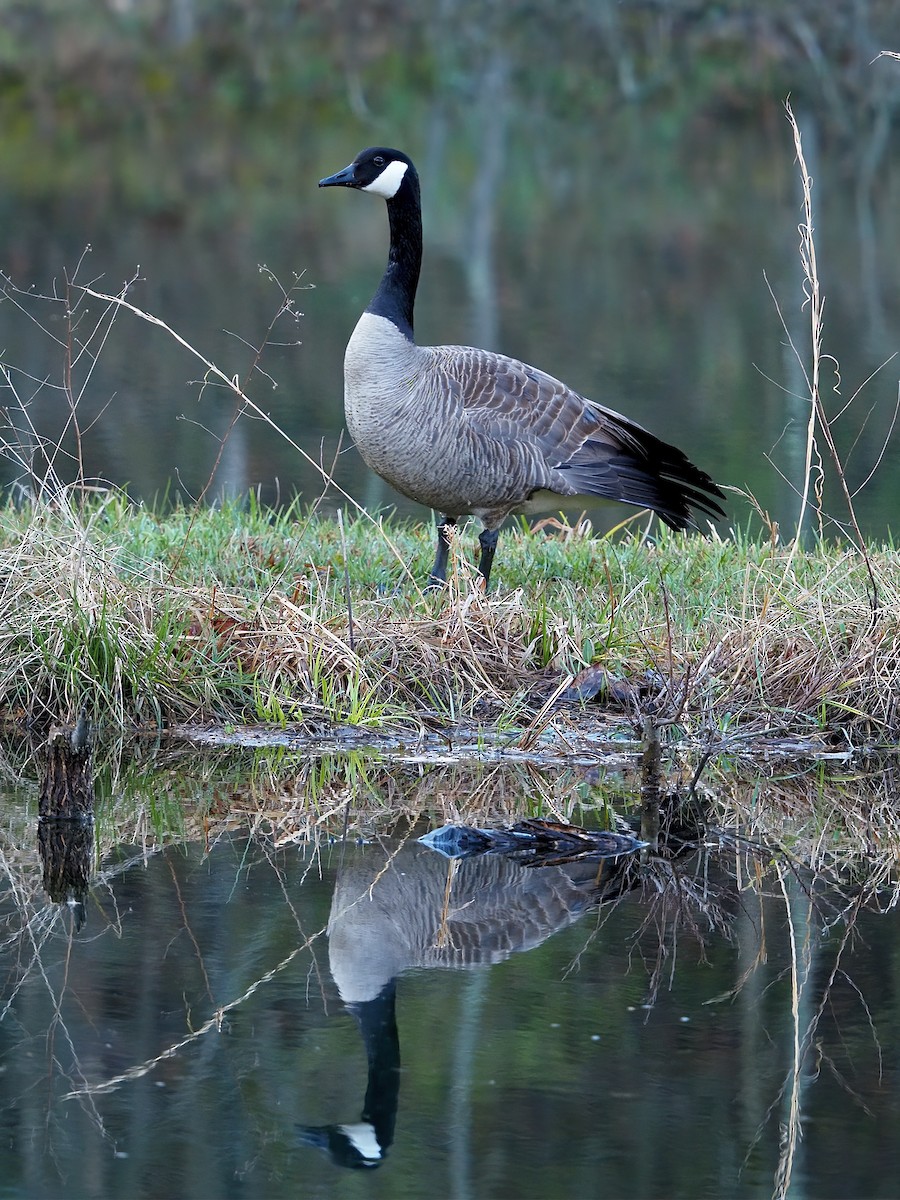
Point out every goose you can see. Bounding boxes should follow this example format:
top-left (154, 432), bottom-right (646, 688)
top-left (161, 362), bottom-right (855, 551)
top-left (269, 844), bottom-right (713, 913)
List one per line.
top-left (319, 146), bottom-right (725, 588)
top-left (296, 977), bottom-right (399, 1170)
top-left (297, 834), bottom-right (637, 1168)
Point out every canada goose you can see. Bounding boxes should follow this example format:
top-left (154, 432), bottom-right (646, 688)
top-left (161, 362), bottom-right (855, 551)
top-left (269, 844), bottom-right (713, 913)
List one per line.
top-left (318, 146), bottom-right (726, 587)
top-left (326, 834), bottom-right (637, 989)
top-left (297, 835), bottom-right (636, 1168)
top-left (297, 978), bottom-right (399, 1170)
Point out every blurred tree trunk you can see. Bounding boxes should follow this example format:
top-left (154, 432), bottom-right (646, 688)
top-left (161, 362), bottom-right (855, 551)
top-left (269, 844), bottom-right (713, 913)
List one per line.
top-left (38, 715), bottom-right (94, 819)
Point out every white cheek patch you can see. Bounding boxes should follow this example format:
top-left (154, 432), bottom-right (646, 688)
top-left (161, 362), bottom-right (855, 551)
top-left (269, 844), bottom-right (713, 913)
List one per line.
top-left (339, 1123), bottom-right (383, 1163)
top-left (362, 159), bottom-right (409, 199)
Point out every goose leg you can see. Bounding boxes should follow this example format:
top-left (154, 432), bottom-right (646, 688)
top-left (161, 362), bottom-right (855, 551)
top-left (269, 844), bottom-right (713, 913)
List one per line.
top-left (477, 528), bottom-right (499, 589)
top-left (428, 517), bottom-right (456, 587)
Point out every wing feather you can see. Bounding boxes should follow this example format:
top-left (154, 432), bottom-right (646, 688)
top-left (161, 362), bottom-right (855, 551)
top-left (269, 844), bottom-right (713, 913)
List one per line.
top-left (428, 345), bottom-right (724, 528)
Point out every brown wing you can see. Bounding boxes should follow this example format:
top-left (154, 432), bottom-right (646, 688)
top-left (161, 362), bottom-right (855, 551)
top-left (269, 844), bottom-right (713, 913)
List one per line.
top-left (430, 345), bottom-right (725, 529)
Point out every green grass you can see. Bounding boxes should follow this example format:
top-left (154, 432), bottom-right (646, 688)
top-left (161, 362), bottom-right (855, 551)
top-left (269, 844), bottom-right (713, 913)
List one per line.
top-left (1, 488), bottom-right (898, 748)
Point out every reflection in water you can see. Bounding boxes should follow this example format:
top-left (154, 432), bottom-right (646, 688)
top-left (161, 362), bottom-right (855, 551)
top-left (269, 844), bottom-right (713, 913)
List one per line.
top-left (37, 717), bottom-right (95, 933)
top-left (298, 978), bottom-right (400, 1169)
top-left (299, 832), bottom-right (639, 1169)
top-left (1, 753), bottom-right (899, 1199)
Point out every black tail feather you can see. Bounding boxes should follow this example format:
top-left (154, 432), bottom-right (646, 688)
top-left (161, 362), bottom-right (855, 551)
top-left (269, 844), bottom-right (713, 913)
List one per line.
top-left (556, 424), bottom-right (725, 530)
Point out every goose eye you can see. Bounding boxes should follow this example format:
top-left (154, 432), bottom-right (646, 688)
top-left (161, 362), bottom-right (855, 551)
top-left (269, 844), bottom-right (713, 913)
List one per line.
top-left (373, 155), bottom-right (385, 165)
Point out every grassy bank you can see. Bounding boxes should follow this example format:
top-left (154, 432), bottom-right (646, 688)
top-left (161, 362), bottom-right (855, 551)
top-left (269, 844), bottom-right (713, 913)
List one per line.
top-left (0, 487), bottom-right (897, 751)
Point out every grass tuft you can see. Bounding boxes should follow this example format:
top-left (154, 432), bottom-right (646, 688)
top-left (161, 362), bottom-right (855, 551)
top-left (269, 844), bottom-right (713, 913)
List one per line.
top-left (1, 488), bottom-right (900, 749)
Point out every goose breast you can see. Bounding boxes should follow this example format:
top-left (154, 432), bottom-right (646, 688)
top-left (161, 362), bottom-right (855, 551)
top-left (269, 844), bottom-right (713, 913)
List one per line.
top-left (343, 315), bottom-right (585, 521)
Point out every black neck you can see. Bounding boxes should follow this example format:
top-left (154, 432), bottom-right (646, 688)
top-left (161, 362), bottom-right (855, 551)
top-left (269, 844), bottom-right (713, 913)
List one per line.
top-left (350, 981), bottom-right (400, 1152)
top-left (366, 173), bottom-right (421, 341)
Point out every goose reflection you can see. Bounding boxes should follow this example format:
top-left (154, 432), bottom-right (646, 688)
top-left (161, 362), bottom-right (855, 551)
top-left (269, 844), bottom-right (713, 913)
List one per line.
top-left (298, 824), bottom-right (640, 1168)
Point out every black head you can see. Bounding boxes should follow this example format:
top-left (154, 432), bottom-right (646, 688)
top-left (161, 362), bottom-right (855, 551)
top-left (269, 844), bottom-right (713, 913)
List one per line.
top-left (318, 147), bottom-right (417, 199)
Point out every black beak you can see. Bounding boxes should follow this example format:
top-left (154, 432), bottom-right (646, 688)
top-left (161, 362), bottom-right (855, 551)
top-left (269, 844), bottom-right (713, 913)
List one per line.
top-left (318, 163), bottom-right (357, 188)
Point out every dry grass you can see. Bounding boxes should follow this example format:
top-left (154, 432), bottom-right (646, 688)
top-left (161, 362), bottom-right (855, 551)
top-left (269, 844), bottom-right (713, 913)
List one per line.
top-left (1, 487), bottom-right (900, 754)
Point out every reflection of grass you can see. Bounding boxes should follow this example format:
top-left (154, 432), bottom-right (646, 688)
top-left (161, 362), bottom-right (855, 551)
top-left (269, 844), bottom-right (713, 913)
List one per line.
top-left (0, 740), bottom-right (891, 1200)
top-left (5, 733), bottom-right (899, 913)
top-left (1, 486), bottom-right (899, 747)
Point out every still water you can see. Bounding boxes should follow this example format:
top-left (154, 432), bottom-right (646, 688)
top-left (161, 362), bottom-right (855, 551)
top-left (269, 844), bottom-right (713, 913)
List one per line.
top-left (1, 751), bottom-right (898, 1199)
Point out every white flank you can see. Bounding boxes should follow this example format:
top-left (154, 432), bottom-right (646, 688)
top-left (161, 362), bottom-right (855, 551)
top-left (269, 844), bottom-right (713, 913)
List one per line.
top-left (362, 159), bottom-right (409, 198)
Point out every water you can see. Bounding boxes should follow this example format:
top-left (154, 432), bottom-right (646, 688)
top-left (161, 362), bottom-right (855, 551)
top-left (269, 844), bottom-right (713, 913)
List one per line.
top-left (1, 752), bottom-right (899, 1199)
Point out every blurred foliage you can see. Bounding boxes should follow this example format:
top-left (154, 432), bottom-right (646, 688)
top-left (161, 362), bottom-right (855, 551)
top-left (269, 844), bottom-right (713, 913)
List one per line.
top-left (0, 0), bottom-right (897, 228)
